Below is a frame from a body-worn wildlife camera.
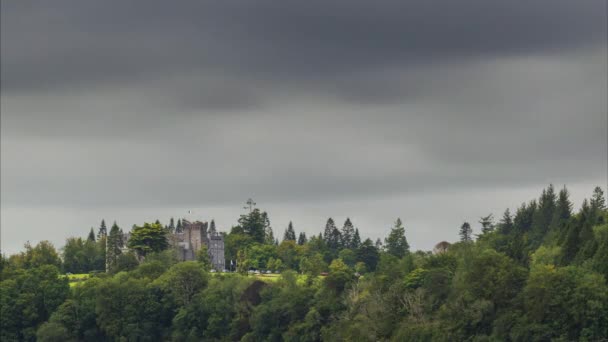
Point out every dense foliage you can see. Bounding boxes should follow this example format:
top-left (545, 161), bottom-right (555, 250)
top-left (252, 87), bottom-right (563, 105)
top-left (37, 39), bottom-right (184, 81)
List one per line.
top-left (1, 185), bottom-right (607, 341)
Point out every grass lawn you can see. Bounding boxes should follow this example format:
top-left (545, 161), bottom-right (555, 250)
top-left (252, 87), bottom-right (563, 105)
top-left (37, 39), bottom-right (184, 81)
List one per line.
top-left (65, 273), bottom-right (90, 287)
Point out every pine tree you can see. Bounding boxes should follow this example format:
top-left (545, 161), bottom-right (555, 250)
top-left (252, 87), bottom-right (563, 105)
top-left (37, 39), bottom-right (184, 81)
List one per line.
top-left (155, 219), bottom-right (161, 225)
top-left (384, 218), bottom-right (410, 258)
top-left (238, 208), bottom-right (267, 243)
top-left (324, 218), bottom-right (342, 251)
top-left (530, 185), bottom-right (557, 246)
top-left (590, 186), bottom-right (606, 211)
top-left (551, 186), bottom-right (573, 233)
top-left (106, 221), bottom-right (123, 272)
top-left (262, 213), bottom-right (274, 244)
top-left (341, 218), bottom-right (355, 249)
top-left (324, 218), bottom-right (336, 244)
top-left (498, 209), bottom-right (514, 235)
top-left (87, 228), bottom-right (96, 242)
top-left (297, 232), bottom-right (307, 245)
top-left (375, 238), bottom-right (383, 250)
top-left (560, 219), bottom-right (581, 265)
top-left (459, 221), bottom-right (473, 243)
top-left (283, 221), bottom-right (296, 241)
top-left (479, 214), bottom-right (495, 234)
top-left (352, 228), bottom-right (361, 249)
top-left (97, 219), bottom-right (107, 239)
top-left (168, 217), bottom-right (175, 233)
top-left (176, 219), bottom-right (183, 233)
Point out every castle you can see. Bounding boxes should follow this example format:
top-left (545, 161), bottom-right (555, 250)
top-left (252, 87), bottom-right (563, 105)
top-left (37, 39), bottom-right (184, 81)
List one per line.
top-left (173, 220), bottom-right (225, 271)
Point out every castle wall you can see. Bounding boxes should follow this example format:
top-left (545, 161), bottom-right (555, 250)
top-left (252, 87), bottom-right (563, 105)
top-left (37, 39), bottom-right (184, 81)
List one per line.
top-left (174, 220), bottom-right (225, 270)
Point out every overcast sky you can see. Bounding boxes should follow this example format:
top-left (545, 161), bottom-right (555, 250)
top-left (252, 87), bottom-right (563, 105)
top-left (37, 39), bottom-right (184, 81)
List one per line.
top-left (1, 1), bottom-right (607, 255)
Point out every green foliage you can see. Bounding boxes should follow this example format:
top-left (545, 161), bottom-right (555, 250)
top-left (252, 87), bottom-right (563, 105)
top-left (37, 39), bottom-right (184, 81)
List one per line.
top-left (106, 221), bottom-right (123, 273)
top-left (127, 222), bottom-right (168, 257)
top-left (385, 218), bottom-right (410, 258)
top-left (283, 221), bottom-right (297, 241)
top-left (459, 221), bottom-right (473, 243)
top-left (196, 245), bottom-right (213, 271)
top-left (514, 265), bottom-right (608, 340)
top-left (1, 184), bottom-right (606, 341)
top-left (238, 208), bottom-right (270, 244)
top-left (156, 261), bottom-right (209, 306)
top-left (1, 265), bottom-right (69, 341)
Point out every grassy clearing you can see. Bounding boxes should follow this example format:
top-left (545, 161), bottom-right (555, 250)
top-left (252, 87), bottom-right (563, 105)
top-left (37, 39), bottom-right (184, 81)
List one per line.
top-left (65, 273), bottom-right (90, 287)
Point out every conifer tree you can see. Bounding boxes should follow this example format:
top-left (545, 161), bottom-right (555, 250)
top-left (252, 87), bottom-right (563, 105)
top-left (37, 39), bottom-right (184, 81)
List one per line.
top-left (375, 238), bottom-right (383, 250)
top-left (479, 214), bottom-right (495, 234)
top-left (341, 218), bottom-right (355, 249)
top-left (176, 219), bottom-right (183, 233)
top-left (324, 218), bottom-right (336, 244)
top-left (324, 218), bottom-right (342, 251)
top-left (530, 185), bottom-right (557, 246)
top-left (498, 209), bottom-right (514, 235)
top-left (97, 219), bottom-right (107, 239)
top-left (551, 186), bottom-right (573, 233)
top-left (168, 217), bottom-right (175, 233)
top-left (106, 222), bottom-right (123, 272)
top-left (297, 232), bottom-right (307, 245)
top-left (459, 221), bottom-right (473, 243)
top-left (385, 218), bottom-right (410, 258)
top-left (87, 228), bottom-right (96, 242)
top-left (590, 186), bottom-right (606, 211)
top-left (352, 228), bottom-right (361, 249)
top-left (283, 221), bottom-right (296, 241)
top-left (265, 226), bottom-right (275, 245)
top-left (238, 208), bottom-right (268, 243)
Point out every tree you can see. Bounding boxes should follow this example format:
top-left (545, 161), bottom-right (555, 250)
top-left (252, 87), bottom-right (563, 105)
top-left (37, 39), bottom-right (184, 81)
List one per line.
top-left (265, 225), bottom-right (275, 245)
top-left (87, 228), bottom-right (96, 242)
top-left (168, 217), bottom-right (175, 233)
top-left (459, 222), bottom-right (473, 243)
top-left (341, 218), bottom-right (355, 249)
top-left (297, 232), bottom-right (307, 245)
top-left (283, 221), bottom-right (296, 242)
top-left (176, 219), bottom-right (183, 233)
top-left (277, 240), bottom-right (299, 270)
top-left (128, 222), bottom-right (168, 258)
top-left (20, 241), bottom-right (62, 269)
top-left (238, 208), bottom-right (268, 243)
top-left (325, 259), bottom-right (353, 293)
top-left (156, 261), bottom-right (209, 306)
top-left (356, 238), bottom-right (380, 271)
top-left (36, 322), bottom-right (71, 342)
top-left (299, 253), bottom-right (326, 277)
top-left (590, 186), bottom-right (606, 211)
top-left (551, 187), bottom-right (573, 230)
top-left (479, 214), bottom-right (495, 234)
top-left (97, 219), bottom-right (107, 239)
top-left (385, 218), bottom-right (410, 258)
top-left (352, 228), bottom-right (361, 249)
top-left (106, 222), bottom-right (123, 272)
top-left (338, 249), bottom-right (356, 267)
top-left (498, 209), bottom-right (514, 235)
top-left (324, 218), bottom-right (336, 244)
top-left (324, 218), bottom-right (342, 251)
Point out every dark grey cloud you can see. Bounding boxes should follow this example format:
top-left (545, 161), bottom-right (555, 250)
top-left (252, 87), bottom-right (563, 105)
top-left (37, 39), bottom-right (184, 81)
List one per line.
top-left (1, 1), bottom-right (606, 253)
top-left (2, 0), bottom-right (604, 95)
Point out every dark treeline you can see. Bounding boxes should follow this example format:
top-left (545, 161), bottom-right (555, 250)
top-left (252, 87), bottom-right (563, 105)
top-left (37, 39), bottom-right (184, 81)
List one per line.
top-left (1, 185), bottom-right (607, 341)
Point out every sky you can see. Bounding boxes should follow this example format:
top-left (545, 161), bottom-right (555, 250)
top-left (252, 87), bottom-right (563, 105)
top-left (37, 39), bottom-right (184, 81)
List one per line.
top-left (1, 1), bottom-right (607, 255)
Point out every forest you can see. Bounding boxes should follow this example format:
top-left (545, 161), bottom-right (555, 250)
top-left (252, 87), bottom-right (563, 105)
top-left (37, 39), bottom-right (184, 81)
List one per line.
top-left (1, 185), bottom-right (607, 341)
